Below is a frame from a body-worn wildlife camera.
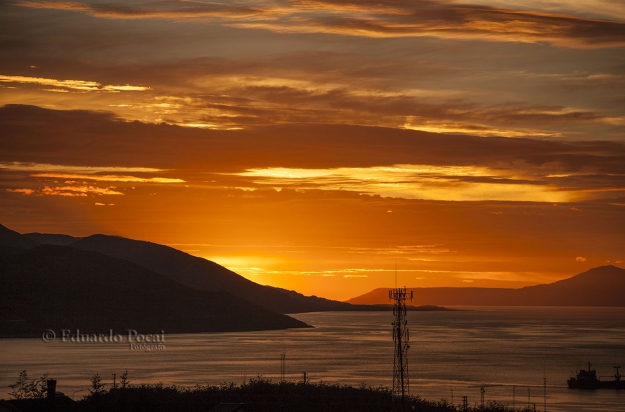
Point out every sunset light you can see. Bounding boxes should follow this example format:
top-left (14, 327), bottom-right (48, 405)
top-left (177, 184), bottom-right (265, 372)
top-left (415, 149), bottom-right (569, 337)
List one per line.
top-left (0, 0), bottom-right (623, 314)
top-left (1, 1), bottom-right (624, 409)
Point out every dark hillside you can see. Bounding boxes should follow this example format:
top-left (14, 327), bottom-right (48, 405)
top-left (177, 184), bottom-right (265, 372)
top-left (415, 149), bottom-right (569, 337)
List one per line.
top-left (71, 234), bottom-right (352, 314)
top-left (0, 244), bottom-right (309, 337)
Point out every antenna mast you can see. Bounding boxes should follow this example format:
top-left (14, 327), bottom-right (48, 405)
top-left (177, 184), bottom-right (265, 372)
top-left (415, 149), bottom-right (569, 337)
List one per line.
top-left (280, 352), bottom-right (286, 382)
top-left (389, 284), bottom-right (413, 401)
top-left (395, 263), bottom-right (398, 288)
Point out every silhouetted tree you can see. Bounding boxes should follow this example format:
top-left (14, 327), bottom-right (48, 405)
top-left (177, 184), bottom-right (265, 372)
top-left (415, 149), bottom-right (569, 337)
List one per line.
top-left (89, 373), bottom-right (106, 395)
top-left (8, 370), bottom-right (48, 399)
top-left (119, 370), bottom-right (130, 389)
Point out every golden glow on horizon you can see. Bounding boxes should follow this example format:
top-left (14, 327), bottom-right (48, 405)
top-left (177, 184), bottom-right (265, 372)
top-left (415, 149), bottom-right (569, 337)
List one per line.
top-left (208, 255), bottom-right (286, 272)
top-left (196, 259), bottom-right (555, 300)
top-left (413, 269), bottom-right (542, 282)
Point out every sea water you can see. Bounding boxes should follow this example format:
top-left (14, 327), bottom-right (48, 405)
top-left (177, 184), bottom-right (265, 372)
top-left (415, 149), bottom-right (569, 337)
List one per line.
top-left (1, 307), bottom-right (624, 411)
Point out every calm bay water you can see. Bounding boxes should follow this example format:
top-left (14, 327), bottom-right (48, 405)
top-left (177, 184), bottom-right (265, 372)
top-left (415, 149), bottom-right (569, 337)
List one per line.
top-left (1, 307), bottom-right (624, 411)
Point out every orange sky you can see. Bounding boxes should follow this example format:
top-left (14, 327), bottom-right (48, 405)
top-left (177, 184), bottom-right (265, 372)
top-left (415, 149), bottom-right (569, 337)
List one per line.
top-left (1, 0), bottom-right (624, 300)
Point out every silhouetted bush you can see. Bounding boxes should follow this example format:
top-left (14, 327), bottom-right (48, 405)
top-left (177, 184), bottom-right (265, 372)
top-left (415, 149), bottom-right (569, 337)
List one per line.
top-left (8, 370), bottom-right (49, 399)
top-left (78, 376), bottom-right (533, 412)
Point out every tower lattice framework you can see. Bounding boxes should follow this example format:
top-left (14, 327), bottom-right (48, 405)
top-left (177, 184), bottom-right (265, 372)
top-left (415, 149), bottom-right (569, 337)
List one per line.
top-left (389, 287), bottom-right (413, 399)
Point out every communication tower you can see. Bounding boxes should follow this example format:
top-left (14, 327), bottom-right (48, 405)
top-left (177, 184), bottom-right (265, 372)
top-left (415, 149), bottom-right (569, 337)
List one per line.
top-left (389, 286), bottom-right (413, 400)
top-left (280, 352), bottom-right (286, 382)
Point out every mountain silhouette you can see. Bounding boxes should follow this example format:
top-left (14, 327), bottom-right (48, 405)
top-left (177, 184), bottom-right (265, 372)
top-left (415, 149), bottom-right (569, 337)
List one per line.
top-left (44, 233), bottom-right (353, 314)
top-left (348, 265), bottom-right (625, 307)
top-left (0, 224), bottom-right (39, 251)
top-left (24, 232), bottom-right (78, 246)
top-left (0, 241), bottom-right (309, 337)
top-left (1, 223), bottom-right (358, 327)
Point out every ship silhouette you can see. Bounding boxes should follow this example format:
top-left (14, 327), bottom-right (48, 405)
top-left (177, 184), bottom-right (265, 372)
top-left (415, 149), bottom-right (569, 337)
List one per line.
top-left (567, 363), bottom-right (624, 389)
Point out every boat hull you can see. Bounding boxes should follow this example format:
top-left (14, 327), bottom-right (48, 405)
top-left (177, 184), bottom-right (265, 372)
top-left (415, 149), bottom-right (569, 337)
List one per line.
top-left (568, 378), bottom-right (625, 390)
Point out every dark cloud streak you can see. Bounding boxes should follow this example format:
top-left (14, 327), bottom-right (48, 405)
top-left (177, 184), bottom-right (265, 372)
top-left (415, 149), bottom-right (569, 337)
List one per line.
top-left (17, 0), bottom-right (271, 19)
top-left (1, 105), bottom-right (623, 196)
top-left (15, 0), bottom-right (625, 48)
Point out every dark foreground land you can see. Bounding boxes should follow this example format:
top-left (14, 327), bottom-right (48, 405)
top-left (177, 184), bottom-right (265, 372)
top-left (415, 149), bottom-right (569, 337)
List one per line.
top-left (2, 378), bottom-right (540, 412)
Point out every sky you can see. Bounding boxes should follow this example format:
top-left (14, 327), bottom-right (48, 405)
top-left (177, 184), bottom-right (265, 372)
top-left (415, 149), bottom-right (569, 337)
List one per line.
top-left (1, 0), bottom-right (624, 301)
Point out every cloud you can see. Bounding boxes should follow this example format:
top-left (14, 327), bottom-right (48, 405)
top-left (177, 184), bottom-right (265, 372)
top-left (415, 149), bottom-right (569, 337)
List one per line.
top-left (232, 0), bottom-right (625, 48)
top-left (559, 73), bottom-right (625, 90)
top-left (229, 164), bottom-right (616, 202)
top-left (0, 74), bottom-right (149, 92)
top-left (31, 173), bottom-right (185, 183)
top-left (575, 256), bottom-right (587, 262)
top-left (1, 105), bottom-right (624, 202)
top-left (0, 162), bottom-right (164, 174)
top-left (16, 0), bottom-right (272, 20)
top-left (6, 188), bottom-right (35, 195)
top-left (56, 76), bottom-right (611, 140)
top-left (130, 79), bottom-right (618, 136)
top-left (4, 0), bottom-right (623, 149)
top-left (17, 0), bottom-right (625, 48)
top-left (5, 184), bottom-right (126, 197)
top-left (40, 185), bottom-right (123, 196)
top-left (1, 50), bottom-right (622, 139)
top-left (2, 0), bottom-right (624, 299)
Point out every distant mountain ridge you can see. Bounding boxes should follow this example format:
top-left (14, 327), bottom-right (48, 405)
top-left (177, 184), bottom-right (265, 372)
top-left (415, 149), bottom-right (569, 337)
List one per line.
top-left (348, 265), bottom-right (625, 307)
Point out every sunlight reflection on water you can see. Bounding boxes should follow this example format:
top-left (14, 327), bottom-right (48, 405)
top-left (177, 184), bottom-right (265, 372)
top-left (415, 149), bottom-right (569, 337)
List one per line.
top-left (1, 307), bottom-right (624, 411)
